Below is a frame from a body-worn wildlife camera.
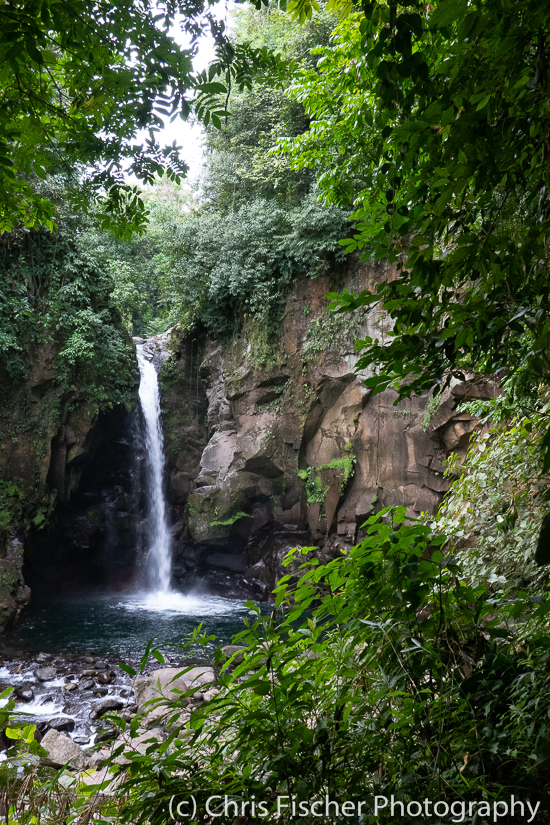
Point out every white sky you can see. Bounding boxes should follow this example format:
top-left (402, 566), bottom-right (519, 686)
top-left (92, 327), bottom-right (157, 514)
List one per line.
top-left (160, 1), bottom-right (235, 183)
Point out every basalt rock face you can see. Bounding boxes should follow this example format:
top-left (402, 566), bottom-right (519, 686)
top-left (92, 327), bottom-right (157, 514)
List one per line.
top-left (0, 339), bottom-right (139, 623)
top-left (26, 404), bottom-right (143, 595)
top-left (0, 340), bottom-right (94, 627)
top-left (159, 263), bottom-right (499, 600)
top-left (0, 261), bottom-right (498, 623)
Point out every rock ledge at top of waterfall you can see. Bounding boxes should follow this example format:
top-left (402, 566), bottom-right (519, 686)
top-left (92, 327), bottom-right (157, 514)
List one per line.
top-left (133, 329), bottom-right (174, 371)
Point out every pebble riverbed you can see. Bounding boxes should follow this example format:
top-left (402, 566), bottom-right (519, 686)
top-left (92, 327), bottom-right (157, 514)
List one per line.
top-left (0, 592), bottom-right (262, 754)
top-left (0, 649), bottom-right (151, 747)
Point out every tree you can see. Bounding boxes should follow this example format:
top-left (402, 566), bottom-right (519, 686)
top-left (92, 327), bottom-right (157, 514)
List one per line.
top-left (141, 6), bottom-right (349, 352)
top-left (0, 0), bottom-right (273, 238)
top-left (281, 0), bottom-right (550, 403)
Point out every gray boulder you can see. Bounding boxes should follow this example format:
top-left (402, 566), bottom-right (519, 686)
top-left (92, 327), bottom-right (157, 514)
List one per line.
top-left (14, 685), bottom-right (34, 701)
top-left (47, 716), bottom-right (75, 733)
top-left (134, 667), bottom-right (215, 724)
top-left (220, 645), bottom-right (246, 665)
top-left (40, 729), bottom-right (88, 770)
top-left (91, 697), bottom-right (125, 718)
top-left (134, 667), bottom-right (215, 709)
top-left (35, 666), bottom-right (57, 682)
top-left (97, 671), bottom-right (113, 685)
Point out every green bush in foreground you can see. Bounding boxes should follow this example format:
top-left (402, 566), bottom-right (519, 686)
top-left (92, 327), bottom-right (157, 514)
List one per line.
top-left (3, 509), bottom-right (550, 823)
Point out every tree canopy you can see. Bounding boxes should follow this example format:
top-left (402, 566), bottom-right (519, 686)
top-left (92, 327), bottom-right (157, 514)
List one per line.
top-left (0, 0), bottom-right (281, 237)
top-left (280, 0), bottom-right (550, 402)
top-left (120, 6), bottom-right (350, 355)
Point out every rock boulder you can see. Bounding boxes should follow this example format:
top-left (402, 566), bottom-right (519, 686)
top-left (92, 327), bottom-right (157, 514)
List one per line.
top-left (40, 729), bottom-right (88, 770)
top-left (134, 666), bottom-right (215, 723)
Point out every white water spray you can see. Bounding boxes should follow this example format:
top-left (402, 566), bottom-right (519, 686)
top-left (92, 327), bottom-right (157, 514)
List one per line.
top-left (136, 345), bottom-right (172, 594)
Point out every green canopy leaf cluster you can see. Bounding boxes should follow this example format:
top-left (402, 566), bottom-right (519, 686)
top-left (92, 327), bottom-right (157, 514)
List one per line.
top-left (280, 0), bottom-right (550, 400)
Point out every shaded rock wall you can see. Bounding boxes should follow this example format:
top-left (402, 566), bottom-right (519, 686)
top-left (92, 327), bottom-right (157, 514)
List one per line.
top-left (25, 405), bottom-right (143, 595)
top-left (159, 262), bottom-right (498, 600)
top-left (0, 340), bottom-right (139, 624)
top-left (0, 260), bottom-right (499, 624)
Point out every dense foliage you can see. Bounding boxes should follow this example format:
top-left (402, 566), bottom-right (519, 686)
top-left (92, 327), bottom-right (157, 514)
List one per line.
top-left (280, 0), bottom-right (550, 404)
top-left (3, 509), bottom-right (550, 822)
top-left (0, 0), bottom-right (202, 235)
top-left (134, 7), bottom-right (350, 350)
top-left (432, 392), bottom-right (550, 592)
top-left (0, 0), bottom-right (286, 236)
top-left (0, 198), bottom-right (137, 407)
top-left (161, 194), bottom-right (347, 340)
top-left (4, 2), bottom-right (550, 819)
top-left (75, 181), bottom-right (195, 338)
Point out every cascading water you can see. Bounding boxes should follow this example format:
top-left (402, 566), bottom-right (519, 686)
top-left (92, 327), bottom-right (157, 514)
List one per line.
top-left (136, 344), bottom-right (172, 594)
top-left (0, 341), bottom-right (256, 734)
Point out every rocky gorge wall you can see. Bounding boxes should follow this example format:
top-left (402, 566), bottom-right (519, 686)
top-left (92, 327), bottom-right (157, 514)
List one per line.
top-left (0, 340), bottom-right (139, 628)
top-left (158, 261), bottom-right (498, 600)
top-left (0, 258), bottom-right (498, 629)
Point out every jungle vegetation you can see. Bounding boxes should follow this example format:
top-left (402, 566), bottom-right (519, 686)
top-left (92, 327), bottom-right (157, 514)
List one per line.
top-left (3, 0), bottom-right (550, 821)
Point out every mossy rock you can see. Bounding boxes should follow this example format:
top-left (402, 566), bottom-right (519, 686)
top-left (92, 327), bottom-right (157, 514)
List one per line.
top-left (0, 559), bottom-right (21, 626)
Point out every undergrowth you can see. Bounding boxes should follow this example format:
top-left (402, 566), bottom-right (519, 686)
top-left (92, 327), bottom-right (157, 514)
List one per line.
top-left (3, 509), bottom-right (550, 823)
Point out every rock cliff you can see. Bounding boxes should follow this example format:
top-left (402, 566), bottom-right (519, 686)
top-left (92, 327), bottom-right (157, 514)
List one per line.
top-left (0, 339), bottom-right (139, 627)
top-left (0, 259), bottom-right (498, 626)
top-left (159, 261), bottom-right (498, 600)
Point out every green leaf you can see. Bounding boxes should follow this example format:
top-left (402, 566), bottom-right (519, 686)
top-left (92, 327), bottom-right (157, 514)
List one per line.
top-left (250, 680), bottom-right (271, 696)
top-left (429, 0), bottom-right (469, 28)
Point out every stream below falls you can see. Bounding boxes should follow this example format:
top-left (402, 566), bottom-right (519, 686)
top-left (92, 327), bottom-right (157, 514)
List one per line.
top-left (0, 343), bottom-right (262, 750)
top-left (0, 592), bottom-right (260, 747)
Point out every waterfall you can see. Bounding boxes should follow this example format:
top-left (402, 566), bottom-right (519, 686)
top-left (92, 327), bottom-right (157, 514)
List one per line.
top-left (136, 345), bottom-right (172, 594)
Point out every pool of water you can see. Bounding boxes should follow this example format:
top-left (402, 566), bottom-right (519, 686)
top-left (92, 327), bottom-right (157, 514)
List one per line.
top-left (0, 590), bottom-right (261, 666)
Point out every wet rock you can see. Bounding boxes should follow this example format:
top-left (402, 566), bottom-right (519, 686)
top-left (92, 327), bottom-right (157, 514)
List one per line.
top-left (220, 645), bottom-right (246, 665)
top-left (91, 697), bottom-right (125, 718)
top-left (93, 687), bottom-right (109, 697)
top-left (47, 716), bottom-right (75, 733)
top-left (134, 667), bottom-right (215, 711)
top-left (97, 671), bottom-right (113, 684)
top-left (73, 735), bottom-right (90, 745)
top-left (64, 682), bottom-right (78, 691)
top-left (80, 669), bottom-right (96, 677)
top-left (35, 666), bottom-right (57, 682)
top-left (94, 661), bottom-right (109, 670)
top-left (82, 656), bottom-right (95, 664)
top-left (40, 729), bottom-right (88, 770)
top-left (14, 684), bottom-right (34, 701)
top-left (80, 679), bottom-right (95, 690)
top-left (37, 653), bottom-right (51, 661)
